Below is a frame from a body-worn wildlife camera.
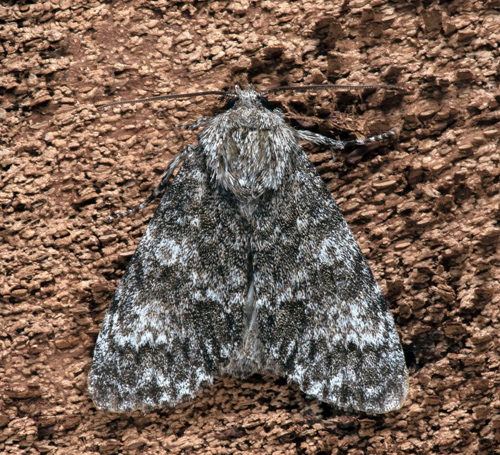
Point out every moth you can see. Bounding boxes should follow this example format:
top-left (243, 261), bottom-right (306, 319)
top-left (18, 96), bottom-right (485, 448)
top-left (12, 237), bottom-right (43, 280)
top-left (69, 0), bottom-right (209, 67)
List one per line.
top-left (88, 83), bottom-right (408, 414)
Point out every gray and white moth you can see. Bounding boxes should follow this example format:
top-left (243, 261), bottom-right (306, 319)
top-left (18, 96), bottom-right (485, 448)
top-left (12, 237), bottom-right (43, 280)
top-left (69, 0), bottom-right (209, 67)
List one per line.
top-left (88, 84), bottom-right (408, 414)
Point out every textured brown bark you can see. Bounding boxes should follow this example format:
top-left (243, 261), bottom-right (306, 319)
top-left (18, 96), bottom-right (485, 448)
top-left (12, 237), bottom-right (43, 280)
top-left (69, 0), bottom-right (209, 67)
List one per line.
top-left (1, 0), bottom-right (499, 454)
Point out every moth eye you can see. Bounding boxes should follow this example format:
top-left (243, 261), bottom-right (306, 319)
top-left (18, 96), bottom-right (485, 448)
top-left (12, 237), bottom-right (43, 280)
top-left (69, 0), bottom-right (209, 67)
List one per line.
top-left (226, 98), bottom-right (237, 109)
top-left (258, 97), bottom-right (272, 110)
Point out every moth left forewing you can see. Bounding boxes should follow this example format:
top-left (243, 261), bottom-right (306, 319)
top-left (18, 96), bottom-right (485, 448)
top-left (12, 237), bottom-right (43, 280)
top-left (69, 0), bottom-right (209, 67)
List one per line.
top-left (251, 150), bottom-right (408, 414)
top-left (88, 152), bottom-right (249, 412)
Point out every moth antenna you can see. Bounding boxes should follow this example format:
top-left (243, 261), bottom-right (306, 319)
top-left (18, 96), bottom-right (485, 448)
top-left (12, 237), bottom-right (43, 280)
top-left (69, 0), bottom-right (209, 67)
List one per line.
top-left (96, 90), bottom-right (236, 110)
top-left (261, 84), bottom-right (403, 96)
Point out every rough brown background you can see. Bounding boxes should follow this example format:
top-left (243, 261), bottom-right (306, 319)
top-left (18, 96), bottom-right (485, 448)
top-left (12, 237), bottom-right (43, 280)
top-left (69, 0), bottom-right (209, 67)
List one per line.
top-left (1, 0), bottom-right (500, 454)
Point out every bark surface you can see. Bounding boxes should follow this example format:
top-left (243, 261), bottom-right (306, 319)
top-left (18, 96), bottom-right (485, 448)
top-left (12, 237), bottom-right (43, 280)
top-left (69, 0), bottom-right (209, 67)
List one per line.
top-left (1, 1), bottom-right (499, 454)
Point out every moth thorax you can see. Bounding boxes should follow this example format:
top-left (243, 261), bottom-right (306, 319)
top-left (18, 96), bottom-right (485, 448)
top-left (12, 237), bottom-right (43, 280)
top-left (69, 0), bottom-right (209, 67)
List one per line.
top-left (205, 126), bottom-right (292, 203)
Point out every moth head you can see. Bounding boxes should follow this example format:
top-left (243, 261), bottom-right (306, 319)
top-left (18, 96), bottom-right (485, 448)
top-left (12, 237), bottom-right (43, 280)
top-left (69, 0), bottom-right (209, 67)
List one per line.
top-left (225, 84), bottom-right (272, 111)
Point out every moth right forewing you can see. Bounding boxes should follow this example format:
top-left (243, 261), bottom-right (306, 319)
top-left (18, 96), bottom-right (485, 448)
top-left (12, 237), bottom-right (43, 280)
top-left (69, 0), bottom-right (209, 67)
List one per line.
top-left (251, 148), bottom-right (408, 414)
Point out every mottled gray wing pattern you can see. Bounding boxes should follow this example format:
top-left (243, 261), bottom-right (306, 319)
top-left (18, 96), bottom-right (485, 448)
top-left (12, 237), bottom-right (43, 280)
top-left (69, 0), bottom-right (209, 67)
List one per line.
top-left (251, 149), bottom-right (408, 414)
top-left (88, 151), bottom-right (248, 412)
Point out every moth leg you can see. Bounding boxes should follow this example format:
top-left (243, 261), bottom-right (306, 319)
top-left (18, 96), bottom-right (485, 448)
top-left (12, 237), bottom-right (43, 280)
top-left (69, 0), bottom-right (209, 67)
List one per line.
top-left (296, 130), bottom-right (347, 150)
top-left (341, 127), bottom-right (401, 148)
top-left (110, 145), bottom-right (195, 220)
top-left (296, 127), bottom-right (400, 157)
top-left (175, 116), bottom-right (213, 130)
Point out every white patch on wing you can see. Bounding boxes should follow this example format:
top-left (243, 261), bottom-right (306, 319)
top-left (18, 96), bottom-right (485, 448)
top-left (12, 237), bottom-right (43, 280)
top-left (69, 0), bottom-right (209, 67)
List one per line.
top-left (156, 238), bottom-right (182, 266)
